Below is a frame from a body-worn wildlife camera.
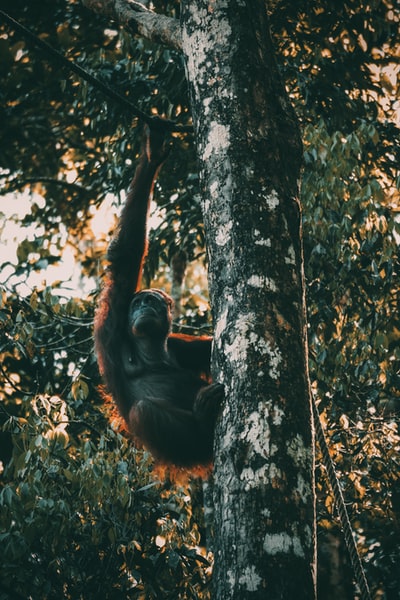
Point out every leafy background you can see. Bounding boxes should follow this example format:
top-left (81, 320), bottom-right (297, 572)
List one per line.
top-left (0, 0), bottom-right (399, 598)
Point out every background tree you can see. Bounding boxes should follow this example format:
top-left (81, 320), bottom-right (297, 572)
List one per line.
top-left (0, 1), bottom-right (399, 598)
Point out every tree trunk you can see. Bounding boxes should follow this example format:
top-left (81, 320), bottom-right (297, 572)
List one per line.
top-left (180, 2), bottom-right (316, 598)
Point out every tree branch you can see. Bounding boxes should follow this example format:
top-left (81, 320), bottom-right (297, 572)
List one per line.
top-left (4, 177), bottom-right (93, 196)
top-left (82, 0), bottom-right (181, 51)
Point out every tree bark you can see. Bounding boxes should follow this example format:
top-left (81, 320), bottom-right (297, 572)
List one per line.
top-left (82, 1), bottom-right (316, 597)
top-left (81, 0), bottom-right (181, 50)
top-left (170, 250), bottom-right (187, 319)
top-left (180, 2), bottom-right (316, 598)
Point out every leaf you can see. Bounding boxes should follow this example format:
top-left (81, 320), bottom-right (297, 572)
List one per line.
top-left (0, 486), bottom-right (15, 507)
top-left (71, 379), bottom-right (89, 401)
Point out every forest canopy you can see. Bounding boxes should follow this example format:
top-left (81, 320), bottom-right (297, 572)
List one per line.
top-left (0, 1), bottom-right (399, 598)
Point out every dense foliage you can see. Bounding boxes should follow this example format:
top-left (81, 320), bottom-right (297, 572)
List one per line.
top-left (0, 0), bottom-right (399, 598)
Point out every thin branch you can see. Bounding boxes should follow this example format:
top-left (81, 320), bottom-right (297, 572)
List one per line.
top-left (4, 177), bottom-right (93, 196)
top-left (82, 0), bottom-right (182, 52)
